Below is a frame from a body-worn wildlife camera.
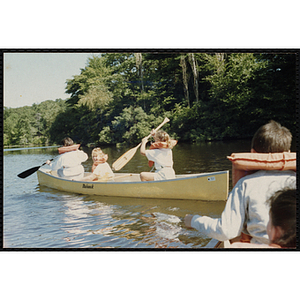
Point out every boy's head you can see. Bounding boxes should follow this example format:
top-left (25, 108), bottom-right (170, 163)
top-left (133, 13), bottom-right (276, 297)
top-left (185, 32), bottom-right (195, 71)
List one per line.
top-left (251, 120), bottom-right (292, 153)
top-left (92, 148), bottom-right (107, 164)
top-left (62, 137), bottom-right (74, 147)
top-left (266, 188), bottom-right (296, 248)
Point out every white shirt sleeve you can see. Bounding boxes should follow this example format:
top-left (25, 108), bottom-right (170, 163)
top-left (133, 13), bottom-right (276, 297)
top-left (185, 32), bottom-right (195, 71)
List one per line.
top-left (191, 182), bottom-right (247, 241)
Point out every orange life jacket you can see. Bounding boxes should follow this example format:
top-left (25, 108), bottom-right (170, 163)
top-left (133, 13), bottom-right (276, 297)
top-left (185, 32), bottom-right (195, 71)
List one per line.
top-left (229, 232), bottom-right (253, 244)
top-left (91, 154), bottom-right (108, 173)
top-left (148, 140), bottom-right (177, 167)
top-left (58, 144), bottom-right (80, 154)
top-left (227, 152), bottom-right (296, 187)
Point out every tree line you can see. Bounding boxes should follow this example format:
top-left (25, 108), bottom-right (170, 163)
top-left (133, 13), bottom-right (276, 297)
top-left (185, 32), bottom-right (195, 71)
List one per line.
top-left (4, 52), bottom-right (297, 147)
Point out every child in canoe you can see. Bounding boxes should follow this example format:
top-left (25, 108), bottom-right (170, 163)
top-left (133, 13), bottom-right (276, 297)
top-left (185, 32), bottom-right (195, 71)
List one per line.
top-left (230, 188), bottom-right (296, 248)
top-left (46, 137), bottom-right (88, 181)
top-left (184, 120), bottom-right (296, 245)
top-left (140, 129), bottom-right (177, 181)
top-left (82, 148), bottom-right (114, 181)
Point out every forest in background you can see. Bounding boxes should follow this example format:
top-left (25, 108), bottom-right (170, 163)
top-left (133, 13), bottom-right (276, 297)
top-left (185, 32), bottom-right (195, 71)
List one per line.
top-left (3, 52), bottom-right (297, 147)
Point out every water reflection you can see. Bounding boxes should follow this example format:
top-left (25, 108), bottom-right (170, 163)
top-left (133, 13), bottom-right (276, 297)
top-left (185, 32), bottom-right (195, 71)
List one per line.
top-left (36, 185), bottom-right (225, 248)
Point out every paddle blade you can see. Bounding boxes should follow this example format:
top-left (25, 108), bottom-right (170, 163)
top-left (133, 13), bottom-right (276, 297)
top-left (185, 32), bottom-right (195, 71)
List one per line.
top-left (17, 166), bottom-right (40, 178)
top-left (112, 144), bottom-right (141, 171)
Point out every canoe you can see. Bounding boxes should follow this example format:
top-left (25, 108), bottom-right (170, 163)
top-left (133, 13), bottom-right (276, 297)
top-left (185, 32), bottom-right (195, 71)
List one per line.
top-left (37, 169), bottom-right (229, 201)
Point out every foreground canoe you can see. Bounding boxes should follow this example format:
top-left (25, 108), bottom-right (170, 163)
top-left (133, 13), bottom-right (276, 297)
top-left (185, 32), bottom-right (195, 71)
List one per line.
top-left (37, 169), bottom-right (229, 201)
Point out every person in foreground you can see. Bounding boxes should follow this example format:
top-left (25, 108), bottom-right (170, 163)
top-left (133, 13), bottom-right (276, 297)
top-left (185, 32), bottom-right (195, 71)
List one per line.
top-left (184, 120), bottom-right (296, 245)
top-left (230, 188), bottom-right (296, 248)
top-left (140, 129), bottom-right (177, 181)
top-left (46, 137), bottom-right (88, 181)
top-left (82, 147), bottom-right (114, 181)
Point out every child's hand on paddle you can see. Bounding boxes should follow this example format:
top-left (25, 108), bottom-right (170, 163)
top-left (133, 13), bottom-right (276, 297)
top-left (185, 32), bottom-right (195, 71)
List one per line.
top-left (150, 129), bottom-right (156, 137)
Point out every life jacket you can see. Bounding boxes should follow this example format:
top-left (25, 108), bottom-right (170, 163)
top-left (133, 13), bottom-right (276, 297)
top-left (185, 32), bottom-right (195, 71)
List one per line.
top-left (58, 144), bottom-right (80, 154)
top-left (229, 232), bottom-right (252, 244)
top-left (227, 152), bottom-right (296, 187)
top-left (91, 154), bottom-right (108, 173)
top-left (148, 140), bottom-right (177, 167)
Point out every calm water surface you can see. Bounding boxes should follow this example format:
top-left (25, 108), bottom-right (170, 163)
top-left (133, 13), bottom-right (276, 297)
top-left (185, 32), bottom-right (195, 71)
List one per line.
top-left (4, 140), bottom-right (255, 249)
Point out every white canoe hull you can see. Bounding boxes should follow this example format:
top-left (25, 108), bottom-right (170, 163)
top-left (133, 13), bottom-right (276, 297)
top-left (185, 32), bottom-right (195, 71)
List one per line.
top-left (37, 170), bottom-right (229, 201)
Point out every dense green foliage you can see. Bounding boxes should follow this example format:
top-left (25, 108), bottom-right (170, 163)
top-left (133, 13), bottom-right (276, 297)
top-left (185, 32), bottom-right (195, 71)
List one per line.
top-left (4, 52), bottom-right (297, 147)
top-left (4, 99), bottom-right (67, 146)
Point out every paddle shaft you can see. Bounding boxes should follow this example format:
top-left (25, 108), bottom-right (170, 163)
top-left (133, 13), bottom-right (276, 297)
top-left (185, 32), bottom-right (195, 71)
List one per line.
top-left (144, 118), bottom-right (170, 140)
top-left (17, 158), bottom-right (54, 179)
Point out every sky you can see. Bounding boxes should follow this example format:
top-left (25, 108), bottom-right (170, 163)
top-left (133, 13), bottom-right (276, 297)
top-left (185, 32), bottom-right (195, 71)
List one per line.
top-left (4, 52), bottom-right (97, 108)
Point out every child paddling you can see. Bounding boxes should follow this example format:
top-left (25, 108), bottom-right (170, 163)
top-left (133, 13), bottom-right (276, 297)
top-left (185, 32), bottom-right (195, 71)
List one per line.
top-left (140, 129), bottom-right (177, 181)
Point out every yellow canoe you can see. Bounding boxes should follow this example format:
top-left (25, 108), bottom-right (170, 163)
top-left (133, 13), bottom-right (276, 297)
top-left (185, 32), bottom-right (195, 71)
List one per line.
top-left (37, 169), bottom-right (229, 201)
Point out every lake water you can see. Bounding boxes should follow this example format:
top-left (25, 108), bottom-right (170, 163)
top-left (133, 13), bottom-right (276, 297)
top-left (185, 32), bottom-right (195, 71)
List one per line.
top-left (3, 139), bottom-right (264, 249)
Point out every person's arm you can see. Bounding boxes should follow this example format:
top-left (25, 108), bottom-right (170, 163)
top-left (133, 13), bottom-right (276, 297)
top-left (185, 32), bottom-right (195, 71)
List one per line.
top-left (140, 136), bottom-right (149, 156)
top-left (77, 150), bottom-right (88, 162)
top-left (140, 129), bottom-right (156, 156)
top-left (46, 156), bottom-right (62, 171)
top-left (184, 181), bottom-right (247, 241)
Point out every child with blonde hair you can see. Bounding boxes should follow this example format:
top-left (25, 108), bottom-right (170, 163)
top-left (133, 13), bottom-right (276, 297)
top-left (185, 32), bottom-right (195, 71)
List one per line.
top-left (140, 129), bottom-right (177, 181)
top-left (82, 148), bottom-right (114, 181)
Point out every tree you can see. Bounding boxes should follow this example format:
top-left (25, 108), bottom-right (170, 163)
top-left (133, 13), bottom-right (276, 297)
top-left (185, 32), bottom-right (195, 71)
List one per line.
top-left (4, 51), bottom-right (296, 147)
top-left (250, 53), bottom-right (297, 135)
top-left (180, 55), bottom-right (190, 107)
top-left (202, 53), bottom-right (266, 139)
top-left (188, 53), bottom-right (199, 106)
top-left (98, 106), bottom-right (169, 146)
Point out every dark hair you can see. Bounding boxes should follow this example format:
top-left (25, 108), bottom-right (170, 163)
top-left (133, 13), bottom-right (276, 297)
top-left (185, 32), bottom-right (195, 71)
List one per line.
top-left (267, 188), bottom-right (296, 248)
top-left (251, 120), bottom-right (292, 153)
top-left (61, 137), bottom-right (74, 146)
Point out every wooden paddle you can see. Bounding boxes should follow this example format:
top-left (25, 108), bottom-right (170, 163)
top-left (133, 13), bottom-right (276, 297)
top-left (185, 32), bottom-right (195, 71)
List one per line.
top-left (112, 117), bottom-right (170, 171)
top-left (17, 158), bottom-right (55, 179)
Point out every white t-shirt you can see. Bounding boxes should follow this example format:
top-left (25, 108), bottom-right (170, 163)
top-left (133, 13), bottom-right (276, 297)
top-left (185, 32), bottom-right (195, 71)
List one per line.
top-left (145, 148), bottom-right (174, 170)
top-left (93, 162), bottom-right (114, 179)
top-left (191, 170), bottom-right (296, 244)
top-left (145, 148), bottom-right (175, 180)
top-left (50, 150), bottom-right (88, 179)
